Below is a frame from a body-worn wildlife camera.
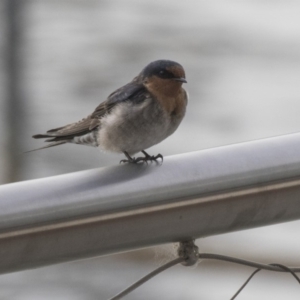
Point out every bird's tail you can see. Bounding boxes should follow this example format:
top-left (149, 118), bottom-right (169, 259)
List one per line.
top-left (24, 141), bottom-right (66, 153)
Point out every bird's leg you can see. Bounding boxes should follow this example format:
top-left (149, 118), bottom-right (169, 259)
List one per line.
top-left (141, 150), bottom-right (163, 163)
top-left (120, 150), bottom-right (163, 164)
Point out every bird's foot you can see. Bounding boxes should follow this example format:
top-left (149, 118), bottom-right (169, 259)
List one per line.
top-left (119, 157), bottom-right (141, 164)
top-left (141, 150), bottom-right (163, 164)
top-left (120, 151), bottom-right (163, 164)
top-left (120, 151), bottom-right (141, 164)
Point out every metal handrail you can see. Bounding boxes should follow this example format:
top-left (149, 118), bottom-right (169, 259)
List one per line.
top-left (1, 133), bottom-right (300, 274)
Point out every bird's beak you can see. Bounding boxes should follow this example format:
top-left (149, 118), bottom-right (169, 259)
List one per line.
top-left (173, 77), bottom-right (187, 83)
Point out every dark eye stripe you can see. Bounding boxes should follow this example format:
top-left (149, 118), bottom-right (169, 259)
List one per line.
top-left (157, 70), bottom-right (174, 79)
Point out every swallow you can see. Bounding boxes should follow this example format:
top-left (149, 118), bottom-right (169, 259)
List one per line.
top-left (32, 59), bottom-right (188, 164)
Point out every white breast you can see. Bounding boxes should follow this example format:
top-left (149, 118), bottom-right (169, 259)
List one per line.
top-left (97, 98), bottom-right (181, 155)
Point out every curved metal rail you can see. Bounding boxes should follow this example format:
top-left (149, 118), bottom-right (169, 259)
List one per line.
top-left (1, 133), bottom-right (300, 274)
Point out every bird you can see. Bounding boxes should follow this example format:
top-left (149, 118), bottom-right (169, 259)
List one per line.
top-left (32, 59), bottom-right (188, 164)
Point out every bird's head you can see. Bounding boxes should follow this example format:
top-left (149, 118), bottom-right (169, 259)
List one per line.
top-left (141, 60), bottom-right (187, 96)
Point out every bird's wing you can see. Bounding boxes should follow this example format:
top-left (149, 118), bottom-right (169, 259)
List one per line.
top-left (33, 78), bottom-right (146, 140)
top-left (33, 115), bottom-right (96, 140)
top-left (90, 78), bottom-right (145, 119)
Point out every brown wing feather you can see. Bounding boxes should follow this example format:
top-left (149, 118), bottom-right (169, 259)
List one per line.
top-left (32, 77), bottom-right (145, 143)
top-left (32, 115), bottom-right (100, 140)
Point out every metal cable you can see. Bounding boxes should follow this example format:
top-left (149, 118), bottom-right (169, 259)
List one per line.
top-left (107, 246), bottom-right (300, 300)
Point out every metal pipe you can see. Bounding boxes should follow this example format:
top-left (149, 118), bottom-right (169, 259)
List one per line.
top-left (1, 133), bottom-right (300, 274)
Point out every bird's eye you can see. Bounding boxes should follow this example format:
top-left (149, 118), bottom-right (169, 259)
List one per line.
top-left (157, 69), bottom-right (173, 79)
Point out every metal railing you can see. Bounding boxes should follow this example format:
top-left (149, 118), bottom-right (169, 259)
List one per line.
top-left (1, 133), bottom-right (300, 274)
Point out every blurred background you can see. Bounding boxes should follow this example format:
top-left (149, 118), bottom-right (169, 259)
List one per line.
top-left (1, 0), bottom-right (300, 299)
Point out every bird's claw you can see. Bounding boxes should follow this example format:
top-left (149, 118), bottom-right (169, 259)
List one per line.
top-left (120, 158), bottom-right (135, 164)
top-left (143, 153), bottom-right (163, 163)
top-left (120, 152), bottom-right (163, 164)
